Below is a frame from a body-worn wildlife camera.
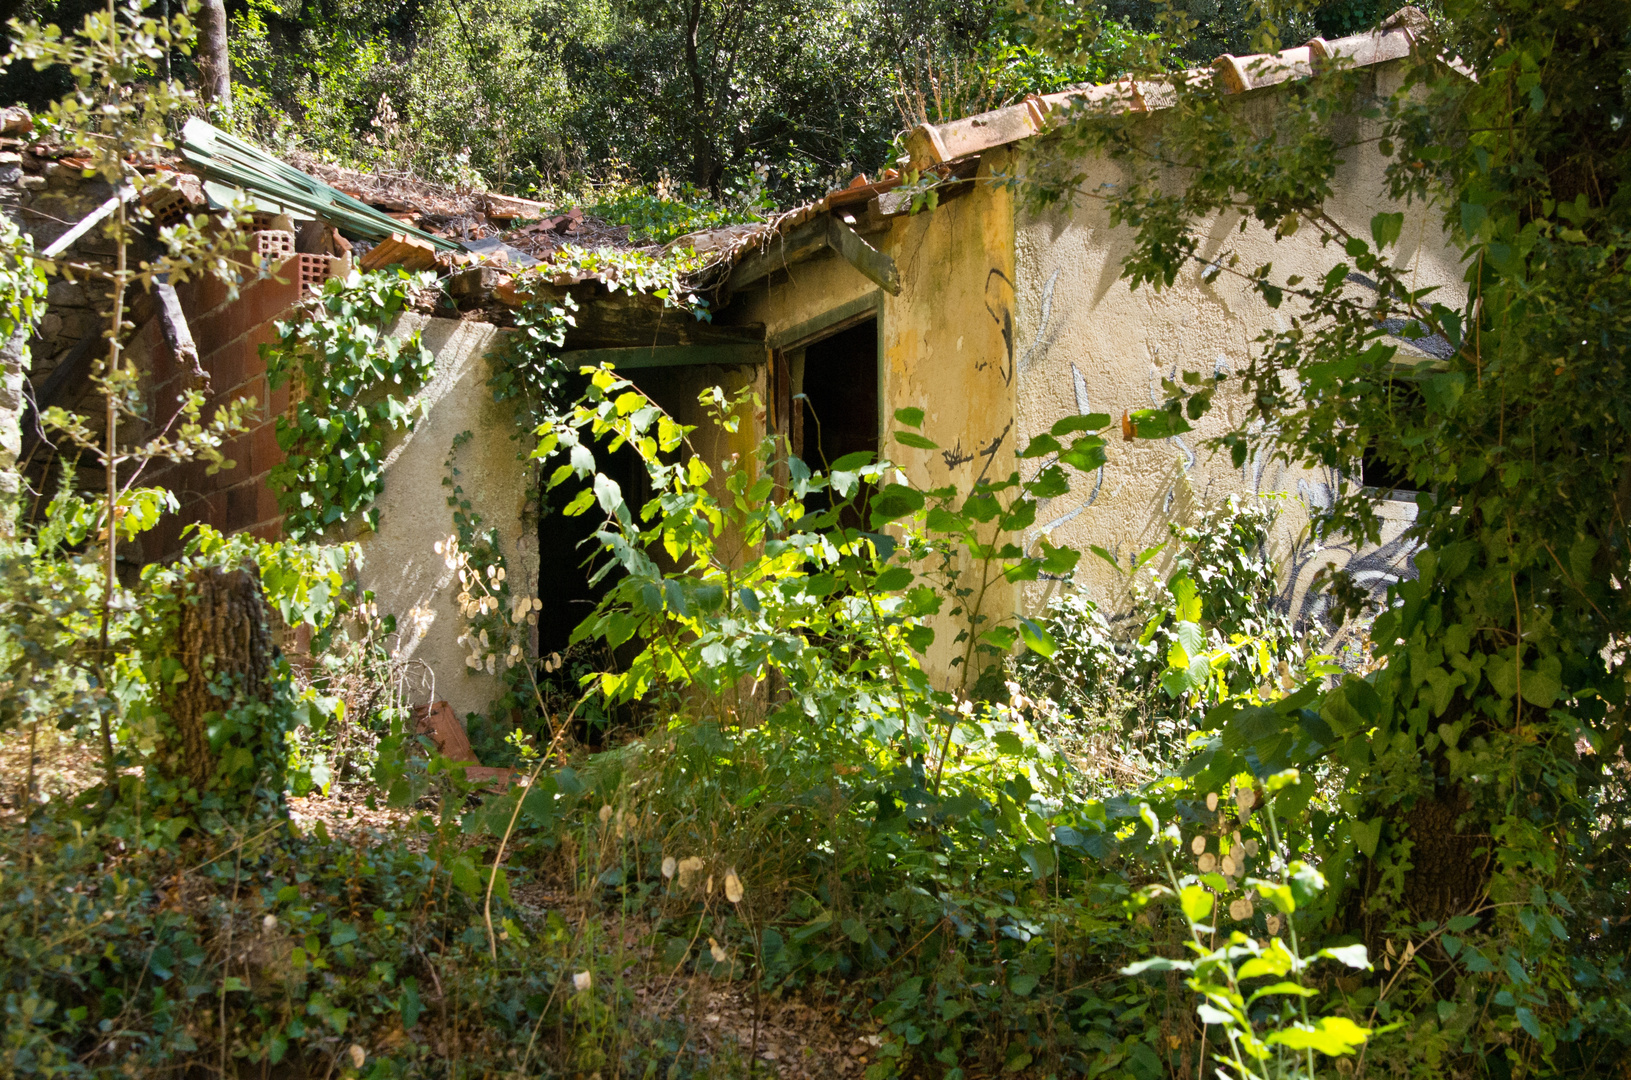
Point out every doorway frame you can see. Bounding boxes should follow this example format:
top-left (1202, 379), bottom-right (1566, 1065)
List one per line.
top-left (769, 291), bottom-right (884, 460)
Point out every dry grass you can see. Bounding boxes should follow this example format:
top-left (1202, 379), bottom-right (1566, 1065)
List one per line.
top-left (0, 723), bottom-right (105, 824)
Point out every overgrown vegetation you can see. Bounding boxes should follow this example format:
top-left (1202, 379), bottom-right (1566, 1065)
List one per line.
top-left (4, 1), bottom-right (1630, 1079)
top-left (9, 0), bottom-right (1392, 202)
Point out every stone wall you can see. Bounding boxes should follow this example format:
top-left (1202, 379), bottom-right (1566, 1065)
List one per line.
top-left (0, 131), bottom-right (127, 527)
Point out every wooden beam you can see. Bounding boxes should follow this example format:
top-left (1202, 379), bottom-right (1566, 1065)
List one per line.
top-left (155, 280), bottom-right (204, 382)
top-left (556, 344), bottom-right (767, 370)
top-left (723, 213), bottom-right (903, 298)
top-left (724, 217), bottom-right (831, 294)
top-left (825, 217), bottom-right (900, 296)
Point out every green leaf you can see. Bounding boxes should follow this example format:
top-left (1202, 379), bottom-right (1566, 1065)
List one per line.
top-left (1058, 440), bottom-right (1107, 471)
top-left (992, 731), bottom-right (1025, 755)
top-left (1266, 1016), bottom-right (1369, 1056)
top-left (894, 407), bottom-right (925, 428)
top-left (1179, 884), bottom-right (1214, 923)
top-left (1238, 939), bottom-right (1295, 980)
top-left (894, 431), bottom-right (940, 450)
top-left (563, 487), bottom-right (596, 516)
top-left (1171, 574), bottom-right (1201, 622)
top-left (1052, 413), bottom-right (1110, 436)
top-left (1173, 620), bottom-right (1204, 659)
top-left (1351, 817), bottom-right (1383, 857)
top-left (1020, 433), bottom-right (1061, 458)
top-left (1520, 654), bottom-right (1563, 708)
top-left (1514, 1007), bottom-right (1542, 1040)
top-left (1249, 878), bottom-right (1297, 915)
top-left (1247, 981), bottom-right (1316, 1004)
top-left (831, 451), bottom-right (874, 471)
top-left (1370, 211), bottom-right (1404, 250)
top-left (981, 626), bottom-right (1019, 650)
top-left (869, 483), bottom-right (925, 525)
top-left (873, 566), bottom-right (914, 591)
top-left (1017, 617), bottom-right (1057, 658)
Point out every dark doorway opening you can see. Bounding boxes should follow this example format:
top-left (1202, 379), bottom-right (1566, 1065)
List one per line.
top-left (799, 318), bottom-right (879, 470)
top-left (535, 374), bottom-right (648, 662)
top-left (796, 318), bottom-right (879, 522)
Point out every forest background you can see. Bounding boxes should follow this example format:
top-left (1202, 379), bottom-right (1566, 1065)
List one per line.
top-left (4, 0), bottom-right (1387, 211)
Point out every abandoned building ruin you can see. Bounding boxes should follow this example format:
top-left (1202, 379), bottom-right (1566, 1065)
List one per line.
top-left (4, 8), bottom-right (1448, 732)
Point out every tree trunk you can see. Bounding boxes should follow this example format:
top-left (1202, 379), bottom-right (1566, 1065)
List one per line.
top-left (682, 0), bottom-right (715, 191)
top-left (196, 0), bottom-right (231, 109)
top-left (167, 567), bottom-right (272, 789)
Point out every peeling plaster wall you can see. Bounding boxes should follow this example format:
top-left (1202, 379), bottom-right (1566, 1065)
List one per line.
top-left (356, 316), bottom-right (538, 722)
top-left (877, 156), bottom-right (1021, 681)
top-left (1010, 61), bottom-right (1459, 630)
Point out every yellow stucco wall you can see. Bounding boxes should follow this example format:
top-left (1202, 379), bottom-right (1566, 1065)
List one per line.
top-left (661, 60), bottom-right (1460, 686)
top-left (731, 158), bottom-right (1022, 686)
top-left (1010, 61), bottom-right (1460, 628)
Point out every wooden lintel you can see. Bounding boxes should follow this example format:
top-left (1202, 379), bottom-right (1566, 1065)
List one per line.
top-left (723, 213), bottom-right (901, 298)
top-left (557, 343), bottom-right (768, 371)
top-left (825, 216), bottom-right (901, 296)
top-left (724, 217), bottom-right (831, 294)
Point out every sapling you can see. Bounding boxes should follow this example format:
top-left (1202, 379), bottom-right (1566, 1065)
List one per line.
top-left (1124, 769), bottom-right (1376, 1080)
top-left (6, 0), bottom-right (257, 786)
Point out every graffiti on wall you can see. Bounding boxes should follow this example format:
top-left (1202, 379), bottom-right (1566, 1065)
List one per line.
top-left (984, 260), bottom-right (1421, 625)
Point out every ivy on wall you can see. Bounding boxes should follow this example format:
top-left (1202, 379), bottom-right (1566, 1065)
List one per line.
top-left (263, 269), bottom-right (438, 539)
top-left (486, 245), bottom-right (714, 433)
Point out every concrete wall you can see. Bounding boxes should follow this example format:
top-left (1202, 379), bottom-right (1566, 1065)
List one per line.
top-left (357, 316), bottom-right (537, 721)
top-left (1009, 61), bottom-right (1458, 632)
top-left (724, 60), bottom-right (1457, 680)
top-left (133, 271), bottom-right (540, 721)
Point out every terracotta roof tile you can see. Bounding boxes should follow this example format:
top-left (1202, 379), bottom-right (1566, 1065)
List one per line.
top-left (903, 5), bottom-right (1431, 170)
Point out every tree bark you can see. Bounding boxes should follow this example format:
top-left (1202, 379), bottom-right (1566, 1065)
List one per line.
top-left (681, 0), bottom-right (715, 191)
top-left (196, 0), bottom-right (231, 109)
top-left (166, 567), bottom-right (272, 789)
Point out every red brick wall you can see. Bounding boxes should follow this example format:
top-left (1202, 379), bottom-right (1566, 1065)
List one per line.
top-left (138, 256), bottom-right (312, 562)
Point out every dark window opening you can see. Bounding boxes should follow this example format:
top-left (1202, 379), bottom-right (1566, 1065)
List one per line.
top-left (1360, 441), bottom-right (1416, 496)
top-left (796, 318), bottom-right (879, 525)
top-left (1360, 380), bottom-right (1426, 497)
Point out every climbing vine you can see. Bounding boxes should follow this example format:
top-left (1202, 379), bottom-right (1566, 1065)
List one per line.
top-left (263, 269), bottom-right (438, 540)
top-left (462, 244), bottom-right (716, 757)
top-left (486, 245), bottom-right (715, 433)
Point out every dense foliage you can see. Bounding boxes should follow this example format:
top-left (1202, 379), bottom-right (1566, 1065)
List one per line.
top-left (6, 1), bottom-right (1631, 1079)
top-left (9, 0), bottom-right (1396, 200)
top-left (1020, 0), bottom-right (1631, 1072)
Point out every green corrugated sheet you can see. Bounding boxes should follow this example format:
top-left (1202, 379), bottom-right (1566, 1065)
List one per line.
top-left (178, 118), bottom-right (458, 250)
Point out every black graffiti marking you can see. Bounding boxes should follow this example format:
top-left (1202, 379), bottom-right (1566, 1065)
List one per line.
top-left (983, 268), bottom-right (1015, 386)
top-left (978, 420), bottom-right (1011, 462)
